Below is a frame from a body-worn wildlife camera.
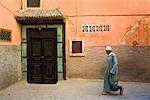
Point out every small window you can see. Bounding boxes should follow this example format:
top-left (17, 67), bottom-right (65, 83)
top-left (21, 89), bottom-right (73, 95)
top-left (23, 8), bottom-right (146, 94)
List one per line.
top-left (27, 0), bottom-right (40, 7)
top-left (0, 28), bottom-right (11, 42)
top-left (72, 41), bottom-right (82, 53)
top-left (70, 38), bottom-right (85, 56)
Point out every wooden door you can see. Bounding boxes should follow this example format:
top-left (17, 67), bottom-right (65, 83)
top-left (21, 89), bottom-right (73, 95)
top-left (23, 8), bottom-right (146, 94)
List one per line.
top-left (27, 28), bottom-right (57, 84)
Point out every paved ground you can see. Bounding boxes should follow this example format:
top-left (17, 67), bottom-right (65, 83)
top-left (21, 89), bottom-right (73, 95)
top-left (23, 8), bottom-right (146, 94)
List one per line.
top-left (0, 79), bottom-right (150, 100)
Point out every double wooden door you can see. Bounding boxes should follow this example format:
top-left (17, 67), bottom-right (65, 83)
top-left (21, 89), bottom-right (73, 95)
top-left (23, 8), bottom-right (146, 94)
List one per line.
top-left (27, 28), bottom-right (57, 84)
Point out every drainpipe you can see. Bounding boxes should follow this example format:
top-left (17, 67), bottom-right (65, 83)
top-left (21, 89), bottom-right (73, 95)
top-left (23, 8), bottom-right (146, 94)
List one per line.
top-left (21, 0), bottom-right (22, 9)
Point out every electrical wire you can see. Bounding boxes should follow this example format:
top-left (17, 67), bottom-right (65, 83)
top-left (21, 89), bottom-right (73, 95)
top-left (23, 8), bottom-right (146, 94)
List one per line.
top-left (0, 0), bottom-right (12, 12)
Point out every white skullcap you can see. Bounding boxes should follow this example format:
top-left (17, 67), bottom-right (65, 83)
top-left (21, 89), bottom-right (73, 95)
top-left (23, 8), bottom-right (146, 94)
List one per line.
top-left (105, 46), bottom-right (112, 50)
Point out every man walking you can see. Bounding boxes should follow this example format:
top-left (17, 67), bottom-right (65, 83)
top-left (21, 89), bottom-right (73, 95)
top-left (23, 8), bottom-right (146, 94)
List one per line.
top-left (102, 46), bottom-right (124, 95)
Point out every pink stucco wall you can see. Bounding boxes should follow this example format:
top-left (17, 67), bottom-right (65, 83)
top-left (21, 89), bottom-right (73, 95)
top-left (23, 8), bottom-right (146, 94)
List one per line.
top-left (43, 0), bottom-right (150, 46)
top-left (0, 0), bottom-right (150, 46)
top-left (0, 0), bottom-right (21, 45)
top-left (42, 0), bottom-right (150, 15)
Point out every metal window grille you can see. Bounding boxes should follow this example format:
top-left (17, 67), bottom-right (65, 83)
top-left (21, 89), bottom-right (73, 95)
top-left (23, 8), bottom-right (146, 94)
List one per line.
top-left (27, 0), bottom-right (40, 7)
top-left (0, 29), bottom-right (11, 42)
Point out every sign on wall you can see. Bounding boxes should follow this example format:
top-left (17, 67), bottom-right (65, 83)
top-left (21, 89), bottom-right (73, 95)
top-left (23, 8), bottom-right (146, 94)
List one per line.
top-left (0, 28), bottom-right (11, 42)
top-left (81, 24), bottom-right (110, 33)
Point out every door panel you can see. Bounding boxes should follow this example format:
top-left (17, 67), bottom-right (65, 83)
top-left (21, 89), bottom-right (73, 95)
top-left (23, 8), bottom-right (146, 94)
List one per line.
top-left (28, 28), bottom-right (57, 84)
top-left (44, 39), bottom-right (55, 56)
top-left (43, 39), bottom-right (57, 83)
top-left (29, 39), bottom-right (43, 83)
top-left (44, 60), bottom-right (56, 83)
top-left (30, 63), bottom-right (43, 83)
top-left (31, 39), bottom-right (42, 57)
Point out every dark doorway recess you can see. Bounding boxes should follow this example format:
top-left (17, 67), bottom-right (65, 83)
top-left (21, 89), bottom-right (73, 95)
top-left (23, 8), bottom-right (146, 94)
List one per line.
top-left (27, 28), bottom-right (57, 84)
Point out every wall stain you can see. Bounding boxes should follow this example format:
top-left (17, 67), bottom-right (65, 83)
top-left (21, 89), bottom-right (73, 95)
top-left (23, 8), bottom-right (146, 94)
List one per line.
top-left (123, 17), bottom-right (150, 46)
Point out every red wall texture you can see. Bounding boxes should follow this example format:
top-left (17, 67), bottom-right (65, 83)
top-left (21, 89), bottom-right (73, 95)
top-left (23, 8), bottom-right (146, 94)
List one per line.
top-left (42, 0), bottom-right (150, 46)
top-left (0, 0), bottom-right (21, 45)
top-left (0, 0), bottom-right (149, 46)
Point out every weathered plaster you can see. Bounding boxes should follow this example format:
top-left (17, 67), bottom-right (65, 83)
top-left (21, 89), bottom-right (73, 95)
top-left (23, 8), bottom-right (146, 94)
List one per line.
top-left (0, 46), bottom-right (22, 90)
top-left (124, 17), bottom-right (150, 46)
top-left (67, 46), bottom-right (150, 83)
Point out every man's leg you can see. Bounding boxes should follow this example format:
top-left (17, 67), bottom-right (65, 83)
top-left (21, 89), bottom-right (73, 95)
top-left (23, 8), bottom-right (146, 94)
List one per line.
top-left (119, 86), bottom-right (124, 95)
top-left (102, 76), bottom-right (111, 95)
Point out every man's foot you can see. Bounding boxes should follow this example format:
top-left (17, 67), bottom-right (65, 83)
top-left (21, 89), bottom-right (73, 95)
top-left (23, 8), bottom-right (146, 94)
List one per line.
top-left (120, 86), bottom-right (124, 95)
top-left (101, 91), bottom-right (109, 95)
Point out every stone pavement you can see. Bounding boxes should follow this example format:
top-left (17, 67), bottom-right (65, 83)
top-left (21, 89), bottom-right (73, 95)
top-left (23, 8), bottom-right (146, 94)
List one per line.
top-left (0, 79), bottom-right (150, 100)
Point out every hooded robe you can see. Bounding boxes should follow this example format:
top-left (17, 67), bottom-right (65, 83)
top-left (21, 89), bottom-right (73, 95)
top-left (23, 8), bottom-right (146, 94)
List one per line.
top-left (103, 52), bottom-right (120, 92)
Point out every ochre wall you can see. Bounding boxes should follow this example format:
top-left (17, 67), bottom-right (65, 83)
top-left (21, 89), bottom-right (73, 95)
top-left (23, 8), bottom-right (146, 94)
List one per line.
top-left (0, 0), bottom-right (21, 45)
top-left (0, 0), bottom-right (149, 46)
top-left (42, 0), bottom-right (150, 46)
